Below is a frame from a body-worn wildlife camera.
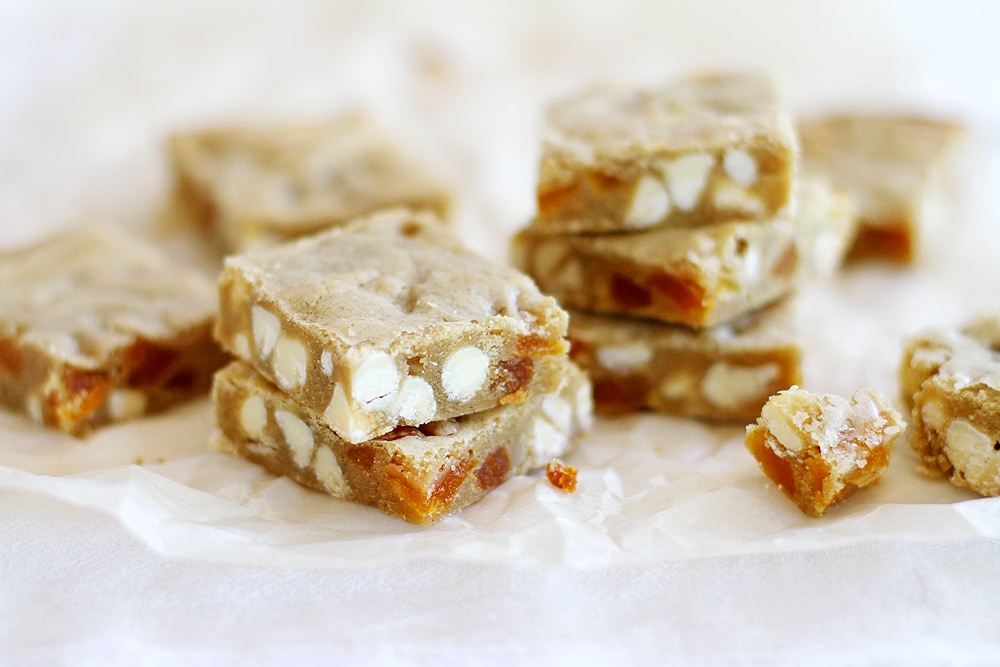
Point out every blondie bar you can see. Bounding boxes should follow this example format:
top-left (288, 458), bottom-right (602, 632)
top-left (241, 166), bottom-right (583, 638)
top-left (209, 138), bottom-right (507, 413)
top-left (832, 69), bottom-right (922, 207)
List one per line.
top-left (0, 227), bottom-right (226, 436)
top-left (215, 209), bottom-right (570, 443)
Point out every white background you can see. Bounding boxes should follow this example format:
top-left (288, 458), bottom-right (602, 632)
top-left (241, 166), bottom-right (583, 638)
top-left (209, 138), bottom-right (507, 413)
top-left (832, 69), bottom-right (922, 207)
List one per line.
top-left (3, 1), bottom-right (1000, 665)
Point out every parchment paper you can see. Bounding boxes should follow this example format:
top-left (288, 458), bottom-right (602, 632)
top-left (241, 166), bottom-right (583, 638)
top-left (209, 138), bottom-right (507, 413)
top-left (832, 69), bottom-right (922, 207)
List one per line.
top-left (3, 2), bottom-right (1000, 664)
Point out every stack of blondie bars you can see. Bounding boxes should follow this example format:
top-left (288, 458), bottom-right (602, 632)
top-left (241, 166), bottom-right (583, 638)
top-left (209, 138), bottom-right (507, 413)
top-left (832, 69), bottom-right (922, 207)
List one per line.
top-left (514, 72), bottom-right (858, 422)
top-left (209, 208), bottom-right (593, 525)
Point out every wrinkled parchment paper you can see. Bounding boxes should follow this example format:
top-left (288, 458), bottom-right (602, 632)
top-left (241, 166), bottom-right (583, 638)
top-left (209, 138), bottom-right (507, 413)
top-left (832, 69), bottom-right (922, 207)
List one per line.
top-left (4, 2), bottom-right (1000, 663)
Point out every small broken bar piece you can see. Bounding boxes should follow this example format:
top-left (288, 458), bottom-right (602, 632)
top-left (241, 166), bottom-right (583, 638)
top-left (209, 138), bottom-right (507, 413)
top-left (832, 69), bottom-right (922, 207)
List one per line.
top-left (545, 458), bottom-right (577, 493)
top-left (212, 357), bottom-right (593, 525)
top-left (215, 208), bottom-right (571, 444)
top-left (534, 72), bottom-right (797, 234)
top-left (745, 387), bottom-right (905, 517)
top-left (0, 227), bottom-right (227, 436)
top-left (800, 113), bottom-right (964, 263)
top-left (169, 113), bottom-right (452, 252)
top-left (568, 300), bottom-right (801, 422)
top-left (902, 313), bottom-right (1000, 496)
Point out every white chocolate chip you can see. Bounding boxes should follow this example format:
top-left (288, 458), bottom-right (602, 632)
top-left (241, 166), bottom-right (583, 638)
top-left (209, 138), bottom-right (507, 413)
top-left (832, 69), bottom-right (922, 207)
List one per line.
top-left (275, 409), bottom-right (314, 468)
top-left (324, 383), bottom-right (367, 443)
top-left (273, 334), bottom-right (308, 390)
top-left (762, 400), bottom-right (805, 453)
top-left (702, 362), bottom-right (779, 411)
top-left (575, 381), bottom-right (595, 430)
top-left (107, 389), bottom-right (147, 420)
top-left (313, 446), bottom-right (348, 497)
top-left (541, 395), bottom-right (573, 433)
top-left (712, 181), bottom-right (764, 216)
top-left (554, 258), bottom-right (584, 293)
top-left (655, 153), bottom-right (715, 211)
top-left (532, 417), bottom-right (568, 464)
top-left (397, 376), bottom-right (437, 424)
top-left (533, 242), bottom-right (569, 280)
top-left (660, 372), bottom-right (696, 400)
top-left (26, 395), bottom-right (42, 423)
top-left (944, 419), bottom-right (1000, 491)
top-left (251, 305), bottom-right (281, 358)
top-left (232, 333), bottom-right (251, 360)
top-left (441, 347), bottom-right (489, 401)
top-left (320, 350), bottom-right (333, 376)
top-left (920, 399), bottom-right (948, 432)
top-left (351, 352), bottom-right (400, 407)
top-left (723, 148), bottom-right (759, 186)
top-left (624, 174), bottom-right (671, 227)
top-left (239, 395), bottom-right (267, 440)
top-left (595, 343), bottom-right (652, 373)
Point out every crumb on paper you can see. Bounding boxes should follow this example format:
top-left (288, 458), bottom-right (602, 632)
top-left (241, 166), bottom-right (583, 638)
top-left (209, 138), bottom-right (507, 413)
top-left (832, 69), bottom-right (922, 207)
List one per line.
top-left (546, 458), bottom-right (577, 493)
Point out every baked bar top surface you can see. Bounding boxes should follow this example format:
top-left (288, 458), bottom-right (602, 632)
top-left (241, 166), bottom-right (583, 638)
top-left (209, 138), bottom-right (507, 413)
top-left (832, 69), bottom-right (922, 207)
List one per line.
top-left (0, 226), bottom-right (217, 369)
top-left (543, 72), bottom-right (794, 162)
top-left (800, 113), bottom-right (963, 205)
top-left (904, 313), bottom-right (1000, 398)
top-left (222, 209), bottom-right (568, 352)
top-left (170, 114), bottom-right (449, 226)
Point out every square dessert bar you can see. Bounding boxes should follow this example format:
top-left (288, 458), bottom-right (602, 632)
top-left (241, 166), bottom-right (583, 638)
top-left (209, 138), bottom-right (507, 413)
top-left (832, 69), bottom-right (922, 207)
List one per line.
top-left (902, 313), bottom-right (1000, 496)
top-left (169, 113), bottom-right (452, 252)
top-left (0, 227), bottom-right (227, 436)
top-left (216, 208), bottom-right (571, 444)
top-left (534, 72), bottom-right (797, 234)
top-left (745, 387), bottom-right (905, 517)
top-left (514, 178), bottom-right (851, 328)
top-left (800, 113), bottom-right (964, 263)
top-left (567, 300), bottom-right (801, 422)
top-left (212, 356), bottom-right (592, 525)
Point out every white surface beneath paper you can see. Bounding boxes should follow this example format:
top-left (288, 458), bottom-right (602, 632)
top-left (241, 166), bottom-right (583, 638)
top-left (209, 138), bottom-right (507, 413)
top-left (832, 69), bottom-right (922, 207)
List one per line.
top-left (3, 2), bottom-right (1000, 665)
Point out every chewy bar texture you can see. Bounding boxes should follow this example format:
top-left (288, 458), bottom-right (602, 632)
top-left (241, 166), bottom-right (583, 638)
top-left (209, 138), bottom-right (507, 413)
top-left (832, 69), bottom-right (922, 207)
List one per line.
top-left (902, 314), bottom-right (1000, 496)
top-left (170, 114), bottom-right (452, 252)
top-left (800, 113), bottom-right (964, 263)
top-left (534, 72), bottom-right (797, 234)
top-left (212, 357), bottom-right (593, 525)
top-left (568, 301), bottom-right (801, 422)
top-left (745, 387), bottom-right (905, 517)
top-left (515, 177), bottom-right (852, 328)
top-left (0, 227), bottom-right (227, 436)
top-left (216, 209), bottom-right (570, 444)
top-left (514, 217), bottom-right (798, 327)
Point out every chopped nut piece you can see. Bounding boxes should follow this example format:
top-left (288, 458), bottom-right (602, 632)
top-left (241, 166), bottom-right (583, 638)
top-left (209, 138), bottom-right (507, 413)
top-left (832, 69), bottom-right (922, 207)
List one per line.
top-left (902, 313), bottom-right (1000, 496)
top-left (0, 227), bottom-right (226, 436)
top-left (534, 72), bottom-right (797, 234)
top-left (216, 208), bottom-right (570, 443)
top-left (211, 357), bottom-right (592, 525)
top-left (169, 114), bottom-right (452, 252)
top-left (745, 387), bottom-right (905, 517)
top-left (568, 300), bottom-right (800, 421)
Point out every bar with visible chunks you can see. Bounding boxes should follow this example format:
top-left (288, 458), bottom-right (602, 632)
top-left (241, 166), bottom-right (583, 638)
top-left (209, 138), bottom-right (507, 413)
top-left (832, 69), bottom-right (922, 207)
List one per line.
top-left (212, 357), bottom-right (593, 525)
top-left (215, 208), bottom-right (571, 444)
top-left (745, 387), bottom-right (904, 517)
top-left (567, 300), bottom-right (801, 422)
top-left (169, 113), bottom-right (452, 252)
top-left (534, 72), bottom-right (797, 234)
top-left (0, 227), bottom-right (227, 436)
